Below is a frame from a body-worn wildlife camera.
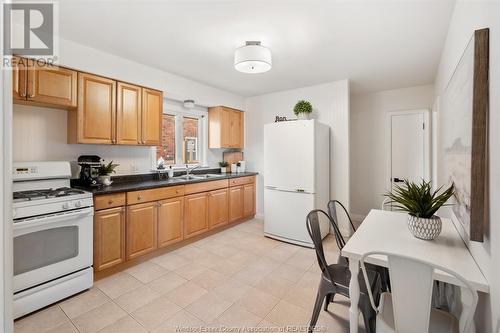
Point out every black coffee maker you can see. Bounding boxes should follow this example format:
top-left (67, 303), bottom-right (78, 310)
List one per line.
top-left (78, 155), bottom-right (101, 186)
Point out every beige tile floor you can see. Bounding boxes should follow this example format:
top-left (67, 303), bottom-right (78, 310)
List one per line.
top-left (15, 219), bottom-right (365, 333)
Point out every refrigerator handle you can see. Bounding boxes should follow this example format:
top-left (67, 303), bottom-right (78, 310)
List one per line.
top-left (265, 186), bottom-right (277, 190)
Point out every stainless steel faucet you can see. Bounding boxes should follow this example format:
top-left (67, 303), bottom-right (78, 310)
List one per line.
top-left (186, 164), bottom-right (200, 176)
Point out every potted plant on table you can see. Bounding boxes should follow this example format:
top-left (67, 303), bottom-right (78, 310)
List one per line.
top-left (294, 100), bottom-right (313, 120)
top-left (98, 160), bottom-right (119, 186)
top-left (384, 179), bottom-right (455, 240)
top-left (219, 161), bottom-right (229, 173)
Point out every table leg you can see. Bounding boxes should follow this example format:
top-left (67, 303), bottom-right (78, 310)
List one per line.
top-left (349, 259), bottom-right (360, 333)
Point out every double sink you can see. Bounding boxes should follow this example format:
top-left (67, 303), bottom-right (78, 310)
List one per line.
top-left (171, 174), bottom-right (225, 181)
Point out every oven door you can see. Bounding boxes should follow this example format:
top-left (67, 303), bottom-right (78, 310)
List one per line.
top-left (13, 207), bottom-right (93, 293)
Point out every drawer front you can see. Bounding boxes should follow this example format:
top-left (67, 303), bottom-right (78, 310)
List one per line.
top-left (127, 185), bottom-right (185, 205)
top-left (229, 176), bottom-right (255, 187)
top-left (184, 179), bottom-right (229, 195)
top-left (94, 193), bottom-right (126, 210)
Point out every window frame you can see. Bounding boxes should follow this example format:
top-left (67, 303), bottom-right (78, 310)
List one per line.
top-left (152, 99), bottom-right (208, 170)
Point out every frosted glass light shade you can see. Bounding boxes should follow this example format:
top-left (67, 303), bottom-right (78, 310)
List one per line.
top-left (234, 42), bottom-right (272, 74)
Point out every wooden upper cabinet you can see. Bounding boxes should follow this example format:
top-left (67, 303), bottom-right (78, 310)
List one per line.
top-left (228, 185), bottom-right (244, 222)
top-left (208, 106), bottom-right (244, 149)
top-left (126, 202), bottom-right (158, 260)
top-left (243, 183), bottom-right (256, 218)
top-left (141, 88), bottom-right (162, 146)
top-left (158, 197), bottom-right (184, 248)
top-left (229, 110), bottom-right (244, 148)
top-left (184, 192), bottom-right (209, 238)
top-left (12, 57), bottom-right (28, 101)
top-left (27, 60), bottom-right (77, 108)
top-left (94, 207), bottom-right (125, 271)
top-left (12, 57), bottom-right (77, 108)
top-left (116, 82), bottom-right (141, 145)
top-left (208, 188), bottom-right (229, 229)
top-left (68, 73), bottom-right (116, 144)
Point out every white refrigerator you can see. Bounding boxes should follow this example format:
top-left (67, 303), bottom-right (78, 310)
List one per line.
top-left (264, 119), bottom-right (330, 247)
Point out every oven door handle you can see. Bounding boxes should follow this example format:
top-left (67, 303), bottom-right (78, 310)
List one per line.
top-left (14, 207), bottom-right (94, 231)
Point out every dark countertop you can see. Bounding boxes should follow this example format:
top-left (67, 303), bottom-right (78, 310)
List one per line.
top-left (73, 171), bottom-right (259, 195)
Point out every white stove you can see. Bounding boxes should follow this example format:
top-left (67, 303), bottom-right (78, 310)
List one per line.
top-left (12, 161), bottom-right (94, 319)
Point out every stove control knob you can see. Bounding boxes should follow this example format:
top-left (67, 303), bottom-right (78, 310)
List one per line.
top-left (75, 201), bottom-right (82, 207)
top-left (63, 202), bottom-right (73, 210)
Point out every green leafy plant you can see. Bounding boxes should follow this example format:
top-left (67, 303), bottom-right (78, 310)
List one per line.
top-left (98, 160), bottom-right (119, 176)
top-left (293, 100), bottom-right (313, 116)
top-left (219, 161), bottom-right (229, 167)
top-left (384, 179), bottom-right (455, 218)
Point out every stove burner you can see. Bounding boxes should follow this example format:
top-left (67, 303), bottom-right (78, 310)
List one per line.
top-left (13, 187), bottom-right (85, 201)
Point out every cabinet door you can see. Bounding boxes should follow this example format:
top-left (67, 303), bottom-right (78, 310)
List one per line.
top-left (141, 88), bottom-right (162, 145)
top-left (208, 188), bottom-right (228, 229)
top-left (117, 82), bottom-right (141, 145)
top-left (229, 185), bottom-right (244, 222)
top-left (184, 192), bottom-right (208, 238)
top-left (126, 202), bottom-right (158, 259)
top-left (12, 57), bottom-right (28, 101)
top-left (229, 110), bottom-right (243, 148)
top-left (77, 73), bottom-right (116, 144)
top-left (94, 207), bottom-right (125, 271)
top-left (27, 60), bottom-right (77, 108)
top-left (158, 197), bottom-right (184, 247)
top-left (243, 183), bottom-right (256, 218)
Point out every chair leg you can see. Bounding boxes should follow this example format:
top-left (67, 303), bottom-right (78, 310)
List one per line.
top-left (309, 281), bottom-right (328, 332)
top-left (324, 293), bottom-right (335, 311)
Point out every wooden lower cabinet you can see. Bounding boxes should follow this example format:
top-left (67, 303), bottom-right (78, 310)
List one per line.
top-left (93, 176), bottom-right (257, 273)
top-left (184, 192), bottom-right (209, 238)
top-left (126, 202), bottom-right (158, 259)
top-left (208, 188), bottom-right (228, 229)
top-left (94, 207), bottom-right (125, 271)
top-left (243, 183), bottom-right (256, 218)
top-left (158, 197), bottom-right (184, 247)
top-left (229, 185), bottom-right (244, 223)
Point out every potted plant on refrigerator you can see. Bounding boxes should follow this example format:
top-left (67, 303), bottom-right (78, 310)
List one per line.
top-left (384, 179), bottom-right (455, 240)
top-left (98, 160), bottom-right (119, 186)
top-left (219, 161), bottom-right (229, 173)
top-left (294, 100), bottom-right (313, 120)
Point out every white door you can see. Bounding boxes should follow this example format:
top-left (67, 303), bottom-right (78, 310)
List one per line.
top-left (264, 120), bottom-right (315, 192)
top-left (389, 110), bottom-right (429, 190)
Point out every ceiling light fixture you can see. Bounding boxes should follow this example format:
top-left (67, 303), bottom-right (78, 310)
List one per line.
top-left (234, 41), bottom-right (272, 74)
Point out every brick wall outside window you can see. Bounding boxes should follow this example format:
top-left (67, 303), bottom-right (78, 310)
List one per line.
top-left (157, 114), bottom-right (175, 164)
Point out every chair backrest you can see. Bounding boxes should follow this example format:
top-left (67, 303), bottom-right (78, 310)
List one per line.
top-left (360, 251), bottom-right (478, 333)
top-left (327, 200), bottom-right (357, 248)
top-left (306, 210), bottom-right (337, 282)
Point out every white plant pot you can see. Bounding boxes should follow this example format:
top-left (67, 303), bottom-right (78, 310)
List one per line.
top-left (220, 167), bottom-right (227, 173)
top-left (99, 175), bottom-right (113, 186)
top-left (407, 215), bottom-right (442, 240)
top-left (297, 112), bottom-right (310, 120)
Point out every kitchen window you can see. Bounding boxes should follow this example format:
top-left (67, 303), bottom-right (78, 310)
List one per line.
top-left (153, 99), bottom-right (208, 168)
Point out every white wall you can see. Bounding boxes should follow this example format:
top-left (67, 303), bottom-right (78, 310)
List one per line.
top-left (433, 2), bottom-right (500, 332)
top-left (244, 80), bottom-right (350, 219)
top-left (350, 85), bottom-right (434, 219)
top-left (58, 38), bottom-right (244, 110)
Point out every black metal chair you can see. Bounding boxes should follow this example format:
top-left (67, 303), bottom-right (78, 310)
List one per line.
top-left (327, 200), bottom-right (391, 292)
top-left (306, 209), bottom-right (381, 333)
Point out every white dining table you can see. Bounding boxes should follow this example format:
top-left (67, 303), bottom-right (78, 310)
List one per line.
top-left (341, 209), bottom-right (489, 333)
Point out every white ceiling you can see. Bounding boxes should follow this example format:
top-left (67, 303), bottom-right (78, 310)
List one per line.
top-left (58, 0), bottom-right (455, 96)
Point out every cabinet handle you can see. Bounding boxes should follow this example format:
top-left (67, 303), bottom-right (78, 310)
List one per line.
top-left (20, 91), bottom-right (26, 97)
top-left (108, 200), bottom-right (113, 204)
top-left (137, 195), bottom-right (142, 200)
